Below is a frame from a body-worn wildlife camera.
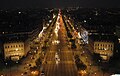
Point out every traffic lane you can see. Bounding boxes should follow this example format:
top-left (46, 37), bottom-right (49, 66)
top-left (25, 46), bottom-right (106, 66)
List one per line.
top-left (1, 14), bottom-right (56, 76)
top-left (43, 13), bottom-right (78, 76)
top-left (6, 47), bottom-right (39, 75)
top-left (59, 16), bottom-right (77, 76)
top-left (59, 51), bottom-right (74, 61)
top-left (62, 15), bottom-right (105, 76)
top-left (43, 62), bottom-right (77, 76)
top-left (42, 24), bottom-right (59, 75)
top-left (61, 63), bottom-right (77, 76)
top-left (76, 40), bottom-right (103, 75)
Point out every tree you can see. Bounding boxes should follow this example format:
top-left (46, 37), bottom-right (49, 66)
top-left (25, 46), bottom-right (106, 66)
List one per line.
top-left (30, 66), bottom-right (38, 71)
top-left (78, 63), bottom-right (87, 70)
top-left (92, 53), bottom-right (102, 65)
top-left (35, 58), bottom-right (42, 67)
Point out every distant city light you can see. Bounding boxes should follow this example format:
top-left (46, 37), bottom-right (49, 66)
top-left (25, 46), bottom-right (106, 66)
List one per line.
top-left (49, 20), bottom-right (52, 23)
top-left (111, 74), bottom-right (120, 76)
top-left (53, 14), bottom-right (56, 18)
top-left (89, 18), bottom-right (92, 20)
top-left (52, 40), bottom-right (60, 45)
top-left (78, 32), bottom-right (81, 38)
top-left (18, 11), bottom-right (21, 14)
top-left (16, 48), bottom-right (18, 51)
top-left (104, 48), bottom-right (107, 50)
top-left (80, 30), bottom-right (88, 44)
top-left (47, 23), bottom-right (49, 26)
top-left (84, 20), bottom-right (87, 23)
top-left (118, 38), bottom-right (120, 43)
top-left (2, 32), bottom-right (5, 34)
top-left (16, 61), bottom-right (18, 63)
top-left (95, 11), bottom-right (98, 16)
top-left (43, 27), bottom-right (47, 30)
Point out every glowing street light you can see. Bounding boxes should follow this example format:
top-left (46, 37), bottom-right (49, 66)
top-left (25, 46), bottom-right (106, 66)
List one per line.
top-left (16, 48), bottom-right (18, 51)
top-left (31, 71), bottom-right (39, 75)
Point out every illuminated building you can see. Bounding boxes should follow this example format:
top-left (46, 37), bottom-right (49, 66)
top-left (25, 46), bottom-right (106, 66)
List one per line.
top-left (79, 27), bottom-right (88, 44)
top-left (1, 25), bottom-right (42, 61)
top-left (94, 41), bottom-right (114, 61)
top-left (4, 41), bottom-right (25, 61)
top-left (119, 38), bottom-right (120, 43)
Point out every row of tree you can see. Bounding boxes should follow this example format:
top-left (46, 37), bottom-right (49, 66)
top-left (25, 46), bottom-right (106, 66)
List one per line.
top-left (74, 55), bottom-right (87, 70)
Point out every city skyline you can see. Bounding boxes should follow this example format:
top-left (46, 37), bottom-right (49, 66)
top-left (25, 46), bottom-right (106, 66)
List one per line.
top-left (0, 7), bottom-right (120, 76)
top-left (0, 0), bottom-right (120, 9)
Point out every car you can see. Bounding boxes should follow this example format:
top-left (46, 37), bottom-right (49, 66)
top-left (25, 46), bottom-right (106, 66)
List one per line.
top-left (24, 72), bottom-right (27, 75)
top-left (41, 71), bottom-right (45, 76)
top-left (31, 56), bottom-right (34, 59)
top-left (29, 64), bottom-right (31, 66)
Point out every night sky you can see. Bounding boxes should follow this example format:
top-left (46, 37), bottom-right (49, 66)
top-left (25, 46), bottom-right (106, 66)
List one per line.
top-left (0, 0), bottom-right (120, 8)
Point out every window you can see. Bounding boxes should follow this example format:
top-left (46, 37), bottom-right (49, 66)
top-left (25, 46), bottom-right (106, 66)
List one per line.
top-left (94, 47), bottom-right (96, 50)
top-left (16, 45), bottom-right (17, 47)
top-left (105, 44), bottom-right (107, 47)
top-left (5, 46), bottom-right (7, 48)
top-left (19, 45), bottom-right (21, 47)
top-left (111, 47), bottom-right (112, 50)
top-left (21, 45), bottom-right (23, 47)
top-left (8, 46), bottom-right (9, 48)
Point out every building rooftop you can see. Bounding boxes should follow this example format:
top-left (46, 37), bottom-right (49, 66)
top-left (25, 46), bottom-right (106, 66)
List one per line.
top-left (67, 8), bottom-right (120, 35)
top-left (0, 8), bottom-right (53, 43)
top-left (89, 34), bottom-right (117, 42)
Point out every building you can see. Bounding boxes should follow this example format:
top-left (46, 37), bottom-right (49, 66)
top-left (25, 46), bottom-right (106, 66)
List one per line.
top-left (4, 41), bottom-right (24, 61)
top-left (94, 41), bottom-right (114, 61)
top-left (2, 28), bottom-right (41, 61)
top-left (116, 26), bottom-right (120, 43)
top-left (89, 34), bottom-right (117, 61)
top-left (116, 26), bottom-right (120, 37)
top-left (79, 26), bottom-right (89, 44)
top-left (119, 38), bottom-right (120, 43)
top-left (0, 9), bottom-right (53, 62)
top-left (0, 23), bottom-right (43, 61)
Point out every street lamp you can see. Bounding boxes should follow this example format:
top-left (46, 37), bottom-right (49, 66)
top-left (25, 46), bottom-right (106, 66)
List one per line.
top-left (80, 70), bottom-right (87, 76)
top-left (31, 70), bottom-right (39, 76)
top-left (94, 72), bottom-right (97, 76)
top-left (21, 73), bottom-right (24, 76)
